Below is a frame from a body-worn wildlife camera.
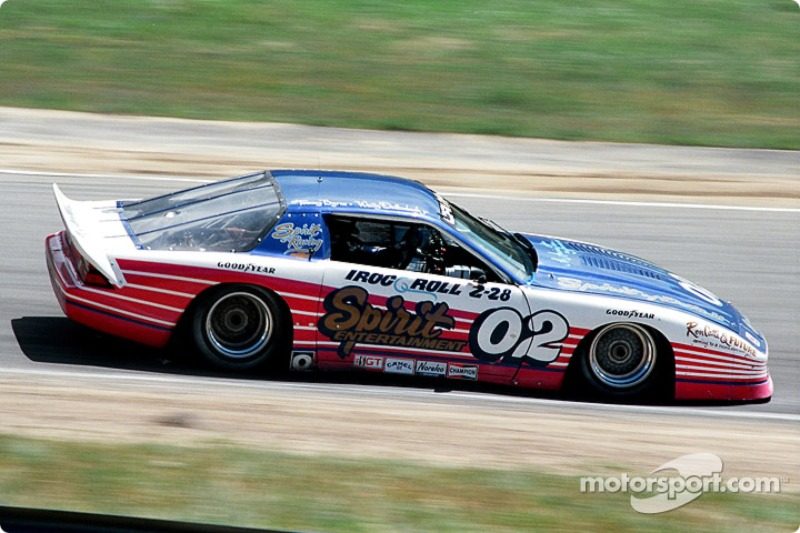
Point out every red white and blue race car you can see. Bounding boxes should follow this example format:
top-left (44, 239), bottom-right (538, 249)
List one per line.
top-left (46, 170), bottom-right (772, 402)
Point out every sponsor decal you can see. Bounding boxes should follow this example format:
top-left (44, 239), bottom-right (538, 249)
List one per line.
top-left (539, 239), bottom-right (577, 266)
top-left (447, 362), bottom-right (478, 380)
top-left (319, 286), bottom-right (466, 357)
top-left (606, 309), bottom-right (655, 320)
top-left (467, 285), bottom-right (512, 301)
top-left (469, 308), bottom-right (569, 365)
top-left (294, 199), bottom-right (424, 213)
top-left (744, 330), bottom-right (761, 348)
top-left (685, 321), bottom-right (757, 357)
top-left (271, 222), bottom-right (323, 253)
top-left (384, 357), bottom-right (415, 375)
top-left (217, 261), bottom-right (276, 275)
top-left (344, 269), bottom-right (462, 298)
top-left (556, 277), bottom-right (728, 323)
top-left (435, 192), bottom-right (455, 225)
top-left (415, 360), bottom-right (447, 377)
top-left (354, 354), bottom-right (384, 371)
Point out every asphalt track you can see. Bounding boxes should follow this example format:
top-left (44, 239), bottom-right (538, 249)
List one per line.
top-left (1, 169), bottom-right (798, 419)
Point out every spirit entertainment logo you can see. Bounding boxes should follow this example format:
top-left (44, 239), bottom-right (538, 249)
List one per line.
top-left (318, 286), bottom-right (465, 357)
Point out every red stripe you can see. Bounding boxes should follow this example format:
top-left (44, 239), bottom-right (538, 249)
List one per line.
top-left (122, 272), bottom-right (210, 294)
top-left (671, 341), bottom-right (762, 363)
top-left (116, 286), bottom-right (193, 309)
top-left (69, 289), bottom-right (181, 324)
top-left (675, 377), bottom-right (772, 401)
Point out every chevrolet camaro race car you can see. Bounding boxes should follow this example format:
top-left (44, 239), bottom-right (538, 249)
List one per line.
top-left (46, 170), bottom-right (772, 402)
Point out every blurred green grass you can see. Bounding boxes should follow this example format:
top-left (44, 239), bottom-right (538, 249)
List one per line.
top-left (0, 1), bottom-right (798, 148)
top-left (0, 435), bottom-right (797, 532)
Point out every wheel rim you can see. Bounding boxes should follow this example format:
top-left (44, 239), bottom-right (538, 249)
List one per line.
top-left (205, 292), bottom-right (272, 359)
top-left (588, 323), bottom-right (656, 389)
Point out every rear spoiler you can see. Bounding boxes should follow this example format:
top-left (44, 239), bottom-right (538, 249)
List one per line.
top-left (53, 184), bottom-right (126, 288)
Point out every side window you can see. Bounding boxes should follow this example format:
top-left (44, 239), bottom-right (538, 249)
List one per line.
top-left (327, 216), bottom-right (497, 281)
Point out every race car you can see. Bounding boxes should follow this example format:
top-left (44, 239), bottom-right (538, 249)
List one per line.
top-left (45, 170), bottom-right (772, 402)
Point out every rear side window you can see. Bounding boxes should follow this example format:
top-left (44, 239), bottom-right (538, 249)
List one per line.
top-left (120, 172), bottom-right (284, 252)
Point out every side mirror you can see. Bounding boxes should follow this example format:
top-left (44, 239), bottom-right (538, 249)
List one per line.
top-left (445, 265), bottom-right (488, 283)
top-left (473, 269), bottom-right (488, 284)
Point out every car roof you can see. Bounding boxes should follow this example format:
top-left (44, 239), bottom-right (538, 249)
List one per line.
top-left (271, 169), bottom-right (443, 221)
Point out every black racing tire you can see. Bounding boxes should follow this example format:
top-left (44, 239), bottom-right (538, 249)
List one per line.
top-left (578, 322), bottom-right (667, 400)
top-left (191, 285), bottom-right (289, 371)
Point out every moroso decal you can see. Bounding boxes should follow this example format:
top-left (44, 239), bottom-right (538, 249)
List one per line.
top-left (271, 222), bottom-right (323, 253)
top-left (469, 308), bottom-right (569, 365)
top-left (318, 286), bottom-right (465, 358)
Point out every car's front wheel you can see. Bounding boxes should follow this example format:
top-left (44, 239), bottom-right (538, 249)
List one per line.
top-left (192, 285), bottom-right (288, 371)
top-left (578, 323), bottom-right (667, 400)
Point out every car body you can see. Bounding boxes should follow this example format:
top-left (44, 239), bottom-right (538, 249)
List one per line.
top-left (45, 170), bottom-right (772, 402)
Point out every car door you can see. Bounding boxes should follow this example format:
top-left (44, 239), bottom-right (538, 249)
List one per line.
top-left (316, 214), bottom-right (532, 386)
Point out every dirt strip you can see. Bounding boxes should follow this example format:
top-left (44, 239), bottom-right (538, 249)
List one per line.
top-left (1, 375), bottom-right (796, 486)
top-left (1, 107), bottom-right (798, 206)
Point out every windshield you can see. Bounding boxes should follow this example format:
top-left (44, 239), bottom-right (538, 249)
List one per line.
top-left (448, 202), bottom-right (534, 281)
top-left (119, 172), bottom-right (284, 252)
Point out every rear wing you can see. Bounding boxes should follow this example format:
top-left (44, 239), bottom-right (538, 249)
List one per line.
top-left (53, 184), bottom-right (127, 287)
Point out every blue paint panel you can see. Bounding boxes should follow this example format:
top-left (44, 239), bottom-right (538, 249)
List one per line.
top-left (272, 169), bottom-right (442, 220)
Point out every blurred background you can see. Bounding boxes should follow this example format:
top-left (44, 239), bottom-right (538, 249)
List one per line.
top-left (1, 1), bottom-right (798, 532)
top-left (1, 0), bottom-right (798, 148)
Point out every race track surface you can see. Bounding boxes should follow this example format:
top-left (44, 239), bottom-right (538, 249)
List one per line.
top-left (2, 170), bottom-right (797, 414)
top-left (1, 151), bottom-right (798, 484)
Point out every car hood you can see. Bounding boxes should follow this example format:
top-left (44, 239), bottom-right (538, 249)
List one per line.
top-left (523, 234), bottom-right (765, 348)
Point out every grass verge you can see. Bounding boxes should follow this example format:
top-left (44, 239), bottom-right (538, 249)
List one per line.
top-left (0, 1), bottom-right (798, 149)
top-left (0, 434), bottom-right (796, 532)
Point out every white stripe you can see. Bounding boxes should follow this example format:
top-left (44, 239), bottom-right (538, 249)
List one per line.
top-left (53, 257), bottom-right (184, 314)
top-left (444, 192), bottom-right (800, 214)
top-left (294, 326), bottom-right (317, 331)
top-left (676, 370), bottom-right (768, 381)
top-left (549, 362), bottom-right (569, 367)
top-left (291, 309), bottom-right (319, 317)
top-left (79, 285), bottom-right (184, 313)
top-left (59, 288), bottom-right (176, 327)
top-left (122, 269), bottom-right (216, 286)
top-left (1, 366), bottom-right (790, 421)
top-left (673, 347), bottom-right (764, 367)
top-left (276, 290), bottom-right (321, 302)
top-left (675, 355), bottom-right (761, 371)
top-left (676, 364), bottom-right (767, 376)
top-left (126, 283), bottom-right (194, 299)
top-left (52, 264), bottom-right (175, 326)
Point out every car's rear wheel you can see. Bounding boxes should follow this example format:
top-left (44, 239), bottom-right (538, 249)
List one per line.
top-left (578, 323), bottom-right (665, 400)
top-left (192, 285), bottom-right (288, 371)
